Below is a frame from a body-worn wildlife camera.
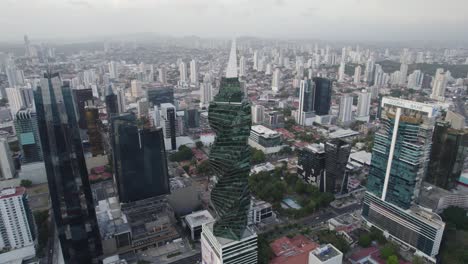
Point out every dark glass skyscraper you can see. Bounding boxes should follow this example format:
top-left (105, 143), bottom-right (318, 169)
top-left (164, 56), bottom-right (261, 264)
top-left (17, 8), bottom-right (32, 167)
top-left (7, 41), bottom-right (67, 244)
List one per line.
top-left (427, 121), bottom-right (467, 190)
top-left (34, 73), bottom-right (101, 263)
top-left (324, 139), bottom-right (351, 194)
top-left (105, 84), bottom-right (118, 117)
top-left (72, 88), bottom-right (93, 129)
top-left (297, 143), bottom-right (325, 185)
top-left (312, 77), bottom-right (332, 115)
top-left (208, 75), bottom-right (251, 241)
top-left (111, 113), bottom-right (170, 203)
top-left (85, 105), bottom-right (104, 156)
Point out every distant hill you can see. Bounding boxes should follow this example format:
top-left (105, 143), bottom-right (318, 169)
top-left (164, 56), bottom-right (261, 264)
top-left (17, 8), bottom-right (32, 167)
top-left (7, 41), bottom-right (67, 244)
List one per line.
top-left (343, 60), bottom-right (468, 79)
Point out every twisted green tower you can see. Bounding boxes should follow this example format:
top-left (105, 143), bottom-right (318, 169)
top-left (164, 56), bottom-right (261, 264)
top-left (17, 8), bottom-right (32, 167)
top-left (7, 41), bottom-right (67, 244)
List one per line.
top-left (208, 40), bottom-right (252, 240)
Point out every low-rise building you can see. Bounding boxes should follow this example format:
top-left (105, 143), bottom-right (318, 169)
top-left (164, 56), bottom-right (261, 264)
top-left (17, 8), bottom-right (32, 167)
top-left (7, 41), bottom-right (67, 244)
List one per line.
top-left (308, 244), bottom-right (343, 264)
top-left (184, 210), bottom-right (215, 240)
top-left (270, 235), bottom-right (318, 264)
top-left (96, 197), bottom-right (132, 257)
top-left (248, 125), bottom-right (282, 154)
top-left (249, 198), bottom-right (274, 225)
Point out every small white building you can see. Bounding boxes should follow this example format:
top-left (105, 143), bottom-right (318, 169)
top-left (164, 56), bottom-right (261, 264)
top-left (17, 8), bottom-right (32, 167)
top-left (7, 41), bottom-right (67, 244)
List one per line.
top-left (185, 210), bottom-right (215, 241)
top-left (248, 125), bottom-right (282, 154)
top-left (308, 244), bottom-right (343, 264)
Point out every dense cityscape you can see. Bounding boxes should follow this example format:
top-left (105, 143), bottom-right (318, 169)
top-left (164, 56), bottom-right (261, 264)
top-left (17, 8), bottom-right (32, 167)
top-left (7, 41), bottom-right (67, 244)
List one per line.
top-left (0, 3), bottom-right (468, 264)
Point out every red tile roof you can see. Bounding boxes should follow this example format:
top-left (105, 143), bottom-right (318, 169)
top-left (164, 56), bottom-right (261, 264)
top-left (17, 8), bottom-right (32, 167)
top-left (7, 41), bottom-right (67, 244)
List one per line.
top-left (269, 235), bottom-right (318, 264)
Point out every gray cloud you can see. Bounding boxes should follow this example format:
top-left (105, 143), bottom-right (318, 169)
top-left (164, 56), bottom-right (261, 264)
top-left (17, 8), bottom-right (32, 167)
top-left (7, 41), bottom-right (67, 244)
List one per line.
top-left (69, 0), bottom-right (93, 8)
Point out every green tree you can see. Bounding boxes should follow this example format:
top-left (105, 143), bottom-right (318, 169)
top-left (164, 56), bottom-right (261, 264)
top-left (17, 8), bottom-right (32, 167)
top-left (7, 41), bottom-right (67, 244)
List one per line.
top-left (387, 255), bottom-right (399, 264)
top-left (20, 179), bottom-right (33, 188)
top-left (441, 206), bottom-right (468, 230)
top-left (258, 235), bottom-right (274, 264)
top-left (170, 145), bottom-right (193, 162)
top-left (182, 165), bottom-right (190, 173)
top-left (358, 234), bottom-right (372, 248)
top-left (380, 243), bottom-right (397, 259)
top-left (251, 149), bottom-right (266, 164)
top-left (370, 226), bottom-right (387, 244)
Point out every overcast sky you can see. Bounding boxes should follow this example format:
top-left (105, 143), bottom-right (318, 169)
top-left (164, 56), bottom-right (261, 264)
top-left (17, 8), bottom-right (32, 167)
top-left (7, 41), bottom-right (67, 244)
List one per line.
top-left (1, 0), bottom-right (468, 43)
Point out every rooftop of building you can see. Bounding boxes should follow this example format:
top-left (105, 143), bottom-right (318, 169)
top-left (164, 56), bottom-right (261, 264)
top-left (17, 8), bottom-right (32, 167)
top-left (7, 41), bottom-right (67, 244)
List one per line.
top-left (418, 182), bottom-right (468, 209)
top-left (310, 244), bottom-right (342, 262)
top-left (270, 235), bottom-right (318, 264)
top-left (251, 125), bottom-right (280, 137)
top-left (251, 162), bottom-right (275, 174)
top-left (0, 187), bottom-right (25, 199)
top-left (95, 197), bottom-right (131, 239)
top-left (251, 198), bottom-right (272, 210)
top-left (329, 129), bottom-right (360, 139)
top-left (304, 143), bottom-right (325, 153)
top-left (185, 210), bottom-right (214, 228)
top-left (349, 151), bottom-right (372, 166)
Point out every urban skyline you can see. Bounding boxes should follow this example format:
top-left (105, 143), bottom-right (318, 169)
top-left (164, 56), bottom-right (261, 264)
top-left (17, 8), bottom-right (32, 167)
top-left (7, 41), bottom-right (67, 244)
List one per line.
top-left (0, 3), bottom-right (467, 263)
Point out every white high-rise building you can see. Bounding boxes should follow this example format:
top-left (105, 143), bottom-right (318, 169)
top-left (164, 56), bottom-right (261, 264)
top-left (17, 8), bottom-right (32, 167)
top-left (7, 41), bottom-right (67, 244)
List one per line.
top-left (5, 87), bottom-right (34, 116)
top-left (341, 47), bottom-right (347, 62)
top-left (137, 98), bottom-right (149, 117)
top-left (338, 62), bottom-right (346, 82)
top-left (108, 61), bottom-right (118, 79)
top-left (190, 59), bottom-right (199, 85)
top-left (265, 63), bottom-right (272, 75)
top-left (6, 66), bottom-right (24, 88)
top-left (0, 138), bottom-right (16, 180)
top-left (158, 67), bottom-right (167, 84)
top-left (296, 79), bottom-right (315, 126)
top-left (200, 74), bottom-right (213, 108)
top-left (0, 187), bottom-right (35, 252)
top-left (179, 62), bottom-right (187, 83)
top-left (252, 104), bottom-right (265, 124)
top-left (131, 80), bottom-right (143, 98)
top-left (399, 63), bottom-right (408, 86)
top-left (239, 56), bottom-right (246, 77)
top-left (271, 68), bottom-right (281, 93)
top-left (431, 69), bottom-right (448, 101)
top-left (152, 105), bottom-right (160, 127)
top-left (338, 95), bottom-right (353, 125)
top-left (201, 223), bottom-right (257, 264)
top-left (353, 65), bottom-right (361, 85)
top-left (364, 57), bottom-right (375, 83)
top-left (356, 90), bottom-right (372, 122)
top-left (407, 70), bottom-right (423, 90)
top-left (253, 51), bottom-right (258, 71)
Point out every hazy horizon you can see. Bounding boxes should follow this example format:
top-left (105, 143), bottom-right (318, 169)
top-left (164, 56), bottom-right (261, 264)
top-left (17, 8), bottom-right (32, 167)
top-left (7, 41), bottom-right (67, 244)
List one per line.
top-left (1, 0), bottom-right (468, 43)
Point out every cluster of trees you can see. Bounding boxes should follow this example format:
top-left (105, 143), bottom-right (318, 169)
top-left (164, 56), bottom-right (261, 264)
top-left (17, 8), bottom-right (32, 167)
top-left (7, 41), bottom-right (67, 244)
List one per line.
top-left (317, 230), bottom-right (350, 253)
top-left (440, 207), bottom-right (468, 264)
top-left (251, 148), bottom-right (266, 165)
top-left (169, 145), bottom-right (193, 162)
top-left (258, 234), bottom-right (274, 264)
top-left (249, 168), bottom-right (334, 219)
top-left (34, 210), bottom-right (49, 257)
top-left (441, 206), bottom-right (468, 230)
top-left (20, 179), bottom-right (33, 188)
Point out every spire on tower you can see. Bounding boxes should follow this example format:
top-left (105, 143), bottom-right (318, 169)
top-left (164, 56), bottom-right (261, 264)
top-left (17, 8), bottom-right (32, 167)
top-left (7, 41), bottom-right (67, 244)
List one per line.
top-left (225, 39), bottom-right (238, 78)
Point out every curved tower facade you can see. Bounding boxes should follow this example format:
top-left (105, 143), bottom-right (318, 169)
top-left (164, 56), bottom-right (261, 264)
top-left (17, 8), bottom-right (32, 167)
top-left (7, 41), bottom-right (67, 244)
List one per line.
top-left (208, 40), bottom-right (252, 241)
